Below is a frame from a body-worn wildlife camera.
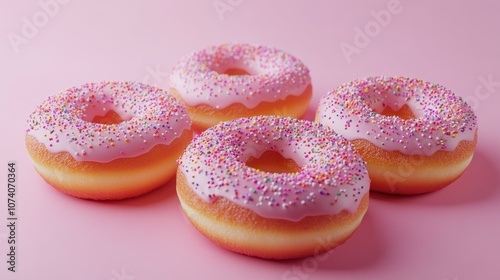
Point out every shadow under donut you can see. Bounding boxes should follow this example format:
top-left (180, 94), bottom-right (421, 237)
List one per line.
top-left (415, 149), bottom-right (500, 206)
top-left (276, 209), bottom-right (385, 273)
top-left (369, 149), bottom-right (499, 207)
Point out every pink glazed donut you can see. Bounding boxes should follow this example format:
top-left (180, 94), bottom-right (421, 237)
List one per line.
top-left (176, 116), bottom-right (370, 259)
top-left (316, 76), bottom-right (478, 194)
top-left (169, 43), bottom-right (312, 131)
top-left (26, 81), bottom-right (193, 200)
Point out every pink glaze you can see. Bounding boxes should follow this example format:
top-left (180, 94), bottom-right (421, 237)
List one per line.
top-left (178, 116), bottom-right (370, 221)
top-left (26, 81), bottom-right (191, 162)
top-left (169, 43), bottom-right (311, 109)
top-left (316, 76), bottom-right (478, 156)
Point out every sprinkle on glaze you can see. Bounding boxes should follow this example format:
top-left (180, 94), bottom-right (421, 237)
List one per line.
top-left (26, 81), bottom-right (191, 162)
top-left (317, 76), bottom-right (478, 156)
top-left (169, 43), bottom-right (311, 109)
top-left (178, 116), bottom-right (369, 222)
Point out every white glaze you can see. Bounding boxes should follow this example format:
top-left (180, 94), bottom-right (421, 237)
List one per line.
top-left (26, 81), bottom-right (191, 162)
top-left (178, 116), bottom-right (370, 221)
top-left (169, 43), bottom-right (311, 109)
top-left (317, 76), bottom-right (478, 156)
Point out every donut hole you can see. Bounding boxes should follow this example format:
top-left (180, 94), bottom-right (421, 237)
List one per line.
top-left (223, 68), bottom-right (252, 76)
top-left (211, 60), bottom-right (259, 76)
top-left (379, 104), bottom-right (416, 119)
top-left (79, 96), bottom-right (134, 125)
top-left (245, 151), bottom-right (301, 173)
top-left (90, 110), bottom-right (129, 125)
top-left (80, 104), bottom-right (132, 125)
top-left (364, 87), bottom-right (418, 120)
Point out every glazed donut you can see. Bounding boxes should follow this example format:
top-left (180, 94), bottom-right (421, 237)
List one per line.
top-left (25, 81), bottom-right (193, 200)
top-left (316, 76), bottom-right (478, 195)
top-left (176, 116), bottom-right (370, 259)
top-left (169, 43), bottom-right (312, 131)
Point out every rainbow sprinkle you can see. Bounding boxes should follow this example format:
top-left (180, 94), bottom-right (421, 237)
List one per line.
top-left (26, 81), bottom-right (191, 162)
top-left (317, 76), bottom-right (478, 156)
top-left (169, 43), bottom-right (311, 109)
top-left (178, 116), bottom-right (370, 221)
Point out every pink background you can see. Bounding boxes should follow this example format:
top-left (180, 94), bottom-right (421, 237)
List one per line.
top-left (1, 0), bottom-right (500, 279)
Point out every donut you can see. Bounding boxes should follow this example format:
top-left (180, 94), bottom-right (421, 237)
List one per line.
top-left (176, 116), bottom-right (370, 259)
top-left (316, 76), bottom-right (478, 195)
top-left (25, 81), bottom-right (193, 200)
top-left (169, 43), bottom-right (312, 132)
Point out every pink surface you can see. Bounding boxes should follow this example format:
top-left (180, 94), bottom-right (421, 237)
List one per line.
top-left (1, 0), bottom-right (499, 279)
